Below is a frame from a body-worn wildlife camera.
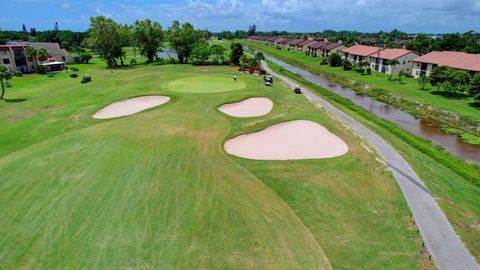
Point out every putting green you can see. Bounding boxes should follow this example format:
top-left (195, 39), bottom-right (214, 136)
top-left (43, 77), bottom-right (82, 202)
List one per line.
top-left (168, 76), bottom-right (246, 93)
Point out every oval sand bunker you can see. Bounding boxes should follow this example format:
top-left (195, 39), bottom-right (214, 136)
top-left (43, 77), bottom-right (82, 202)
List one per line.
top-left (93, 96), bottom-right (170, 119)
top-left (224, 120), bottom-right (348, 160)
top-left (219, 97), bottom-right (273, 117)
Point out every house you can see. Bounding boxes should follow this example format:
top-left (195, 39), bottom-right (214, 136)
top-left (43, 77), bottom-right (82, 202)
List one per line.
top-left (411, 51), bottom-right (480, 78)
top-left (342, 45), bottom-right (381, 63)
top-left (267, 36), bottom-right (284, 46)
top-left (286, 39), bottom-right (306, 51)
top-left (307, 41), bottom-right (327, 56)
top-left (322, 43), bottom-right (346, 58)
top-left (369, 48), bottom-right (418, 75)
top-left (30, 43), bottom-right (74, 63)
top-left (295, 39), bottom-right (316, 53)
top-left (0, 45), bottom-right (36, 73)
top-left (277, 38), bottom-right (295, 49)
top-left (359, 37), bottom-right (383, 46)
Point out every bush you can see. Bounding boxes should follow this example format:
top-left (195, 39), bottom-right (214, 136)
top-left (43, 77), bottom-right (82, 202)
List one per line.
top-left (36, 65), bottom-right (48, 74)
top-left (14, 71), bottom-right (23, 77)
top-left (366, 68), bottom-right (372, 75)
top-left (70, 66), bottom-right (79, 72)
top-left (343, 61), bottom-right (352, 71)
top-left (166, 58), bottom-right (178, 65)
top-left (130, 59), bottom-right (137, 65)
top-left (320, 57), bottom-right (328, 65)
top-left (356, 68), bottom-right (365, 73)
top-left (328, 52), bottom-right (343, 67)
top-left (80, 53), bottom-right (92, 64)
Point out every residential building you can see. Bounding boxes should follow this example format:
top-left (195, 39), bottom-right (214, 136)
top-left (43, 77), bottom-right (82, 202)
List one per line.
top-left (0, 45), bottom-right (35, 73)
top-left (295, 39), bottom-right (316, 53)
top-left (322, 43), bottom-right (346, 58)
top-left (30, 42), bottom-right (74, 63)
top-left (307, 41), bottom-right (327, 56)
top-left (277, 38), bottom-right (295, 49)
top-left (342, 45), bottom-right (382, 63)
top-left (287, 38), bottom-right (306, 51)
top-left (411, 51), bottom-right (480, 78)
top-left (369, 48), bottom-right (418, 75)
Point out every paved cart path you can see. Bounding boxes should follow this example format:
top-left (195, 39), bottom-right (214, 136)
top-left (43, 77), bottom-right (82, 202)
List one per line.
top-left (261, 60), bottom-right (479, 270)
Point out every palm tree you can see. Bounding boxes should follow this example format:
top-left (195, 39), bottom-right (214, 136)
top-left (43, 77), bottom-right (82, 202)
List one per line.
top-left (240, 54), bottom-right (248, 72)
top-left (385, 59), bottom-right (400, 80)
top-left (0, 66), bottom-right (13, 99)
top-left (24, 47), bottom-right (38, 71)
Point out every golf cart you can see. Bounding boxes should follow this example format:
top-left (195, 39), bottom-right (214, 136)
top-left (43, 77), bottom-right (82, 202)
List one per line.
top-left (293, 84), bottom-right (302, 94)
top-left (264, 76), bottom-right (273, 86)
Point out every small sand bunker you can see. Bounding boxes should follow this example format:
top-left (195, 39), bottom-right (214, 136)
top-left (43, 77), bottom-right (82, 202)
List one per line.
top-left (224, 120), bottom-right (348, 160)
top-left (219, 97), bottom-right (273, 117)
top-left (93, 96), bottom-right (170, 119)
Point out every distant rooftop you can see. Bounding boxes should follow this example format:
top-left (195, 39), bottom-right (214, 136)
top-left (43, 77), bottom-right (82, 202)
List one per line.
top-left (412, 51), bottom-right (480, 72)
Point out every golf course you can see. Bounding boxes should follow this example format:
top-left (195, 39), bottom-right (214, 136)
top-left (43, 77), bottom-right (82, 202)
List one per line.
top-left (0, 61), bottom-right (428, 269)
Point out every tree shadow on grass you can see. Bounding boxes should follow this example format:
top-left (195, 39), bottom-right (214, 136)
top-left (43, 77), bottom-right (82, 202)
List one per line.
top-left (430, 90), bottom-right (470, 99)
top-left (468, 101), bottom-right (480, 109)
top-left (3, 98), bottom-right (27, 103)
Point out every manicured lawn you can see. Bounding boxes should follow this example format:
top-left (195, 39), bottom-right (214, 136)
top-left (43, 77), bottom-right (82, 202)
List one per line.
top-left (245, 40), bottom-right (480, 120)
top-left (0, 63), bottom-right (426, 269)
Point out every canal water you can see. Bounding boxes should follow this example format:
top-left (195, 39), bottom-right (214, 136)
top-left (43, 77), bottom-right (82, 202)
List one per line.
top-left (264, 54), bottom-right (480, 163)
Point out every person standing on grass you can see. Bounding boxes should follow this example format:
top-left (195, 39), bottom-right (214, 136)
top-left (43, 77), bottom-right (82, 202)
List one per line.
top-left (234, 76), bottom-right (237, 82)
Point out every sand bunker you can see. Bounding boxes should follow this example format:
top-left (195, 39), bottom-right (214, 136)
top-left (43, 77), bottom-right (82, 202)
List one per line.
top-left (224, 120), bottom-right (348, 160)
top-left (219, 97), bottom-right (273, 117)
top-left (93, 96), bottom-right (170, 119)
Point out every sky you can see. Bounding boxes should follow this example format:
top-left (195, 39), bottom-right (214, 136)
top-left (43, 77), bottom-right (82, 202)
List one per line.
top-left (1, 0), bottom-right (479, 33)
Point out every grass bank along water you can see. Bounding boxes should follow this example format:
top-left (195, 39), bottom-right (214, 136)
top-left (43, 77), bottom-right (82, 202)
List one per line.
top-left (245, 40), bottom-right (480, 145)
top-left (264, 60), bottom-right (480, 263)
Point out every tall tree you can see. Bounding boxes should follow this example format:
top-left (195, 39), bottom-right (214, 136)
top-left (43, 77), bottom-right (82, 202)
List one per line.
top-left (88, 16), bottom-right (124, 67)
top-left (30, 28), bottom-right (37, 36)
top-left (0, 66), bottom-right (13, 99)
top-left (22, 24), bottom-right (27, 34)
top-left (54, 22), bottom-right (59, 31)
top-left (210, 44), bottom-right (226, 63)
top-left (167, 20), bottom-right (205, 64)
top-left (191, 43), bottom-right (211, 64)
top-left (230, 42), bottom-right (243, 65)
top-left (132, 19), bottom-right (163, 62)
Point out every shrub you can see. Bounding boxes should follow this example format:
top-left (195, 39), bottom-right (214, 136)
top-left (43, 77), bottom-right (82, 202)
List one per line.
top-left (14, 71), bottom-right (23, 77)
top-left (36, 65), bottom-right (48, 74)
top-left (70, 66), bottom-right (79, 72)
top-left (343, 61), bottom-right (352, 71)
top-left (328, 52), bottom-right (343, 67)
top-left (320, 57), bottom-right (328, 65)
top-left (80, 53), bottom-right (92, 64)
top-left (366, 68), bottom-right (372, 75)
top-left (130, 59), bottom-right (137, 65)
top-left (166, 58), bottom-right (178, 65)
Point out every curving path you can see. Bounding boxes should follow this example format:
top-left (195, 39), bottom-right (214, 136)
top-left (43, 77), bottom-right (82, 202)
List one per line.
top-left (261, 60), bottom-right (479, 270)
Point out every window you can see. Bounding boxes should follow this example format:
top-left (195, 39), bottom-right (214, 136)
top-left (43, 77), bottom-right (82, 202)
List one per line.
top-left (3, 58), bottom-right (10, 64)
top-left (403, 61), bottom-right (406, 64)
top-left (0, 51), bottom-right (7, 55)
top-left (416, 71), bottom-right (419, 76)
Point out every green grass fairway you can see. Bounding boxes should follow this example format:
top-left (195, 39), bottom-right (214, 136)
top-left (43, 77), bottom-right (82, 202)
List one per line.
top-left (168, 76), bottom-right (246, 93)
top-left (0, 63), bottom-right (425, 269)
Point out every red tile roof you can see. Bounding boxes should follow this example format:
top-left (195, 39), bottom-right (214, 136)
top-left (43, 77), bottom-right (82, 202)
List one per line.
top-left (307, 41), bottom-right (327, 49)
top-left (343, 45), bottom-right (382, 56)
top-left (287, 38), bottom-right (306, 46)
top-left (324, 43), bottom-right (344, 51)
top-left (412, 51), bottom-right (480, 72)
top-left (370, 48), bottom-right (416, 60)
top-left (277, 38), bottom-right (295, 44)
top-left (297, 40), bottom-right (316, 46)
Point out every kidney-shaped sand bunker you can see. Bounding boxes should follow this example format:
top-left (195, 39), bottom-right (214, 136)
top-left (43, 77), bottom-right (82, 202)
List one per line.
top-left (93, 96), bottom-right (171, 119)
top-left (224, 120), bottom-right (348, 160)
top-left (219, 97), bottom-right (273, 117)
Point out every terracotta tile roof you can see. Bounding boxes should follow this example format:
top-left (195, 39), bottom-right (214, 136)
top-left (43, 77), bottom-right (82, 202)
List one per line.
top-left (370, 48), bottom-right (416, 60)
top-left (343, 45), bottom-right (382, 56)
top-left (277, 38), bottom-right (295, 44)
top-left (287, 38), bottom-right (306, 46)
top-left (266, 37), bottom-right (278, 42)
top-left (307, 41), bottom-right (327, 49)
top-left (324, 43), bottom-right (343, 50)
top-left (412, 51), bottom-right (480, 72)
top-left (297, 40), bottom-right (316, 46)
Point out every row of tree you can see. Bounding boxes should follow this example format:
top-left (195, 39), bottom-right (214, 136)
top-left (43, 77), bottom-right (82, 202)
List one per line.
top-left (425, 66), bottom-right (480, 98)
top-left (87, 16), bottom-right (211, 67)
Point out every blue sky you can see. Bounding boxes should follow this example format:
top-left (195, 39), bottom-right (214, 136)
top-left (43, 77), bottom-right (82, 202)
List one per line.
top-left (1, 0), bottom-right (479, 33)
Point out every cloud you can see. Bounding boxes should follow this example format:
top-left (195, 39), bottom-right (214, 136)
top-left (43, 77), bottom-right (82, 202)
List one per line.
top-left (94, 8), bottom-right (112, 18)
top-left (61, 2), bottom-right (70, 9)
